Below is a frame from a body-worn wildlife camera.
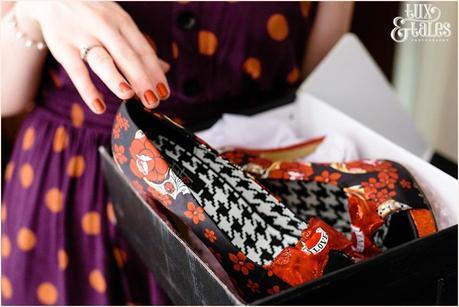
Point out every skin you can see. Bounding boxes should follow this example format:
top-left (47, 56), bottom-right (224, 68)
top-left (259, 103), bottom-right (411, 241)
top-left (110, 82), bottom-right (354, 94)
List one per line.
top-left (1, 1), bottom-right (354, 117)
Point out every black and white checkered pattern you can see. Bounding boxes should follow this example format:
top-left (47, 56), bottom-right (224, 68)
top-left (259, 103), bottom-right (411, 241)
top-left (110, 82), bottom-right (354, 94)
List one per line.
top-left (263, 180), bottom-right (352, 238)
top-left (154, 135), bottom-right (307, 265)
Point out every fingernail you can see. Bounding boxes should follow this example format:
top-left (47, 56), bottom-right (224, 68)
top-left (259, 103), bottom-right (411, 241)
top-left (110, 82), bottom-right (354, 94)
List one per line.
top-left (144, 90), bottom-right (158, 107)
top-left (156, 83), bottom-right (169, 99)
top-left (119, 82), bottom-right (132, 93)
top-left (93, 98), bottom-right (106, 113)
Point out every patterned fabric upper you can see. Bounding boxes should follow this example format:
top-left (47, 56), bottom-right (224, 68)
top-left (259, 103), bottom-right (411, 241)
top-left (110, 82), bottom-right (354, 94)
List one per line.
top-left (36, 2), bottom-right (316, 129)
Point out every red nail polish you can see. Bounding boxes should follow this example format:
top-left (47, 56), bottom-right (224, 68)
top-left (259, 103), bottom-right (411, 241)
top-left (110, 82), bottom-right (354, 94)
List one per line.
top-left (93, 98), bottom-right (106, 113)
top-left (156, 82), bottom-right (169, 99)
top-left (144, 90), bottom-right (158, 106)
top-left (119, 82), bottom-right (132, 93)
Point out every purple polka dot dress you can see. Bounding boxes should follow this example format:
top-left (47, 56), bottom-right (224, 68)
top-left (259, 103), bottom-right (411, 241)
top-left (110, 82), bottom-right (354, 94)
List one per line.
top-left (1, 2), bottom-right (316, 304)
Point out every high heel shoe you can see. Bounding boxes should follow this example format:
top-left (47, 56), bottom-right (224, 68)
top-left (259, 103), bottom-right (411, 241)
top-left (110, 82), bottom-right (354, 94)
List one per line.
top-left (219, 142), bottom-right (438, 258)
top-left (111, 102), bottom-right (356, 300)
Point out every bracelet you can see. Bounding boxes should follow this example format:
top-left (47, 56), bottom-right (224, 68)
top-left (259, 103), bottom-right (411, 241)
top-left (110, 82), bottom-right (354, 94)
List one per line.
top-left (6, 13), bottom-right (46, 51)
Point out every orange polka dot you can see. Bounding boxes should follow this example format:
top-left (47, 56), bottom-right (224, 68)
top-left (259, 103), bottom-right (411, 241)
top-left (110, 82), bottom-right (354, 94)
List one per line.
top-left (71, 103), bottom-right (85, 128)
top-left (67, 156), bottom-right (85, 177)
top-left (267, 14), bottom-right (289, 41)
top-left (144, 33), bottom-right (157, 52)
top-left (22, 127), bottom-right (35, 151)
top-left (89, 270), bottom-right (106, 293)
top-left (172, 42), bottom-right (179, 59)
top-left (1, 235), bottom-right (11, 258)
top-left (300, 2), bottom-right (312, 17)
top-left (113, 247), bottom-right (128, 268)
top-left (287, 67), bottom-right (300, 84)
top-left (82, 212), bottom-right (101, 235)
top-left (58, 249), bottom-right (68, 271)
top-left (37, 282), bottom-right (58, 305)
top-left (17, 227), bottom-right (37, 251)
top-left (198, 31), bottom-right (218, 56)
top-left (45, 188), bottom-right (64, 213)
top-left (1, 276), bottom-right (12, 300)
top-left (106, 202), bottom-right (117, 225)
top-left (4, 162), bottom-right (14, 181)
top-left (243, 57), bottom-right (262, 79)
top-left (19, 163), bottom-right (34, 188)
top-left (2, 202), bottom-right (6, 222)
top-left (53, 126), bottom-right (68, 153)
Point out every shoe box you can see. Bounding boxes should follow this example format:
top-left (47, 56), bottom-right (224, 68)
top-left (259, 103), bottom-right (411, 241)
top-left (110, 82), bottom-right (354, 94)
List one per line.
top-left (99, 34), bottom-right (458, 305)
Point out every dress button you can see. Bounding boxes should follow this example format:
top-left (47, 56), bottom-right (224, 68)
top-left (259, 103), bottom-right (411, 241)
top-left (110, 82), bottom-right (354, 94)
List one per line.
top-left (177, 11), bottom-right (196, 30)
top-left (183, 79), bottom-right (201, 97)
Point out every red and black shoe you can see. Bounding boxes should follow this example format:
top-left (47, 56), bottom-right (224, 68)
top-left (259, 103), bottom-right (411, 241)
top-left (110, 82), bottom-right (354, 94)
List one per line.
top-left (111, 102), bottom-right (357, 301)
top-left (220, 141), bottom-right (438, 259)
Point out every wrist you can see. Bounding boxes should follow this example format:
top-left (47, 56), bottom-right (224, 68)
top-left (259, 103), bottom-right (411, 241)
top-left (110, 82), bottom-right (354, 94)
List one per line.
top-left (14, 2), bottom-right (44, 42)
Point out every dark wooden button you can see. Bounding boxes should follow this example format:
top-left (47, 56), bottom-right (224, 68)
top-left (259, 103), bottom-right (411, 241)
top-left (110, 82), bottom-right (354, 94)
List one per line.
top-left (177, 11), bottom-right (196, 30)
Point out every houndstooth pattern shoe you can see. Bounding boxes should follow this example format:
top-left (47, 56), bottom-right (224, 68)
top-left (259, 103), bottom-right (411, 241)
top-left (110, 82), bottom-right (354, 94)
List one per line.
top-left (219, 140), bottom-right (438, 259)
top-left (111, 102), bottom-right (362, 300)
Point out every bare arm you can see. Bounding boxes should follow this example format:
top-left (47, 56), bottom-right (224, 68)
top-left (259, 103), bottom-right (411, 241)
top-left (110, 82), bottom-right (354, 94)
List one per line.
top-left (301, 2), bottom-right (355, 78)
top-left (1, 2), bottom-right (48, 116)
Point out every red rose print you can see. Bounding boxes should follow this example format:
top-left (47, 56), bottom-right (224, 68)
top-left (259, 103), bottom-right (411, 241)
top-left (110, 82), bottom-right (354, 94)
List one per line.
top-left (314, 170), bottom-right (342, 186)
top-left (129, 134), bottom-right (169, 183)
top-left (204, 228), bottom-right (217, 243)
top-left (228, 251), bottom-right (254, 275)
top-left (184, 202), bottom-right (205, 224)
top-left (400, 179), bottom-right (412, 189)
top-left (113, 144), bottom-right (127, 164)
top-left (247, 279), bottom-right (260, 293)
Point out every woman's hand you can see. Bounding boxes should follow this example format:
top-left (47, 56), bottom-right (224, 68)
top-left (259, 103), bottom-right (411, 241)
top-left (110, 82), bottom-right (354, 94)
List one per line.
top-left (15, 1), bottom-right (170, 114)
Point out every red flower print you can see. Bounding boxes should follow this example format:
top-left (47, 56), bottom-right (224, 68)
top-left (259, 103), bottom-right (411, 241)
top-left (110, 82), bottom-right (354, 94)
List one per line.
top-left (113, 113), bottom-right (129, 139)
top-left (377, 162), bottom-right (398, 179)
top-left (131, 180), bottom-right (144, 193)
top-left (184, 202), bottom-right (205, 224)
top-left (113, 144), bottom-right (127, 164)
top-left (147, 187), bottom-right (172, 207)
top-left (377, 171), bottom-right (398, 189)
top-left (361, 177), bottom-right (380, 197)
top-left (164, 182), bottom-right (175, 194)
top-left (129, 134), bottom-right (169, 183)
top-left (377, 161), bottom-right (394, 170)
top-left (267, 285), bottom-right (280, 295)
top-left (228, 251), bottom-right (254, 275)
top-left (204, 228), bottom-right (217, 243)
top-left (247, 279), bottom-right (260, 293)
top-left (209, 248), bottom-right (222, 263)
top-left (400, 179), bottom-right (412, 189)
top-left (270, 162), bottom-right (314, 180)
top-left (314, 170), bottom-right (342, 185)
top-left (376, 188), bottom-right (396, 203)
